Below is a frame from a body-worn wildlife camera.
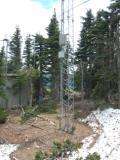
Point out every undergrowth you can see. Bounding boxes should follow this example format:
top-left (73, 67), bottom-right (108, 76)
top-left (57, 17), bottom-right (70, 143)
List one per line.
top-left (21, 107), bottom-right (37, 123)
top-left (0, 108), bottom-right (8, 123)
top-left (35, 151), bottom-right (46, 160)
top-left (78, 152), bottom-right (100, 160)
top-left (35, 140), bottom-right (100, 160)
top-left (21, 100), bottom-right (57, 123)
top-left (35, 139), bottom-right (82, 160)
top-left (85, 152), bottom-right (100, 160)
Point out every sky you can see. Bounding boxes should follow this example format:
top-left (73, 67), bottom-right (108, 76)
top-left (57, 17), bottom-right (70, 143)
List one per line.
top-left (32, 0), bottom-right (58, 9)
top-left (0, 0), bottom-right (111, 47)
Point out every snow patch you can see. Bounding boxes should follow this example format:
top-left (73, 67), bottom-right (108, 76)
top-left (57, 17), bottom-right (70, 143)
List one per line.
top-left (70, 108), bottom-right (120, 160)
top-left (0, 144), bottom-right (18, 160)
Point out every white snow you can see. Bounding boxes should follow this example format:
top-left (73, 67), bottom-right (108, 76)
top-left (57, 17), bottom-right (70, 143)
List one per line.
top-left (70, 108), bottom-right (120, 160)
top-left (0, 144), bottom-right (18, 160)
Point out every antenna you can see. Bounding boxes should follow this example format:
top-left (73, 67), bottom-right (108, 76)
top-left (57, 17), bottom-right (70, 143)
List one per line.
top-left (59, 0), bottom-right (74, 133)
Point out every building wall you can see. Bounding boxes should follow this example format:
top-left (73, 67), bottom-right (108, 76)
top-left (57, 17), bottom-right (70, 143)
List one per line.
top-left (0, 76), bottom-right (30, 108)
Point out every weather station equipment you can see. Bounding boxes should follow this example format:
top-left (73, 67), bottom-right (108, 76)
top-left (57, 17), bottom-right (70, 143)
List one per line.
top-left (59, 0), bottom-right (75, 133)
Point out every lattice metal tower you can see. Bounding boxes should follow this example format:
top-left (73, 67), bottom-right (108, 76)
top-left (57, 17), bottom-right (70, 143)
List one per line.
top-left (59, 0), bottom-right (74, 133)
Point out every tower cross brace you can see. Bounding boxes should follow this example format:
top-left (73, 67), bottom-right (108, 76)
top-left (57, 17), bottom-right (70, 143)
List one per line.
top-left (59, 0), bottom-right (75, 133)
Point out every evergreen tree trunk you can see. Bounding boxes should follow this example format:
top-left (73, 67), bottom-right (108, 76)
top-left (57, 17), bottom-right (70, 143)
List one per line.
top-left (29, 79), bottom-right (33, 106)
top-left (19, 85), bottom-right (22, 107)
top-left (117, 21), bottom-right (120, 107)
top-left (80, 60), bottom-right (84, 102)
top-left (39, 76), bottom-right (44, 102)
top-left (54, 76), bottom-right (60, 102)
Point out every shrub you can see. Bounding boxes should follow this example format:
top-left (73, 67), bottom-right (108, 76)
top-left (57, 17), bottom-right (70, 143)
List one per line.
top-left (35, 140), bottom-right (82, 160)
top-left (35, 150), bottom-right (46, 160)
top-left (62, 139), bottom-right (81, 153)
top-left (74, 110), bottom-right (81, 119)
top-left (0, 108), bottom-right (8, 123)
top-left (78, 152), bottom-right (100, 160)
top-left (21, 106), bottom-right (37, 123)
top-left (85, 152), bottom-right (100, 160)
top-left (50, 140), bottom-right (82, 159)
top-left (95, 99), bottom-right (110, 111)
top-left (50, 142), bottom-right (62, 158)
top-left (38, 100), bottom-right (57, 114)
top-left (21, 100), bottom-right (57, 123)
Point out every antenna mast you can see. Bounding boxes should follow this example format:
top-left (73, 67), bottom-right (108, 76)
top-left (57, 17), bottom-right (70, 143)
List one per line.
top-left (59, 0), bottom-right (74, 133)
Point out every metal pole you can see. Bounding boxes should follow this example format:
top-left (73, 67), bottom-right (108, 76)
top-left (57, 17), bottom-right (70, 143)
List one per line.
top-left (59, 0), bottom-right (75, 132)
top-left (59, 0), bottom-right (65, 130)
top-left (60, 56), bottom-right (64, 129)
top-left (71, 0), bottom-right (75, 131)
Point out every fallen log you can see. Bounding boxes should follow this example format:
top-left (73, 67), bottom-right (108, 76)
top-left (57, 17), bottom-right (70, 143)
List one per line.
top-left (36, 115), bottom-right (56, 126)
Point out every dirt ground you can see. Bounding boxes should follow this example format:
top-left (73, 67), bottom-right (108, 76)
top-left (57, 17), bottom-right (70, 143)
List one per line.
top-left (0, 111), bottom-right (93, 160)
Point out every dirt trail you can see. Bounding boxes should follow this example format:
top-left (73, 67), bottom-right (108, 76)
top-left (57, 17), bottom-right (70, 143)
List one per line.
top-left (0, 113), bottom-right (93, 160)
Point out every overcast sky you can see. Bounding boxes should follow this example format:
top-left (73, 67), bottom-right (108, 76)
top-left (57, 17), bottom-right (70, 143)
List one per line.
top-left (0, 0), bottom-right (111, 45)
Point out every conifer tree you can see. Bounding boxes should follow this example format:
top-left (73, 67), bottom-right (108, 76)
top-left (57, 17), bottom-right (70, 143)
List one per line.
top-left (33, 34), bottom-right (47, 103)
top-left (76, 10), bottom-right (94, 98)
top-left (47, 11), bottom-right (60, 101)
top-left (0, 47), bottom-right (5, 98)
top-left (24, 34), bottom-right (32, 68)
top-left (109, 0), bottom-right (120, 105)
top-left (9, 27), bottom-right (22, 72)
top-left (91, 10), bottom-right (113, 99)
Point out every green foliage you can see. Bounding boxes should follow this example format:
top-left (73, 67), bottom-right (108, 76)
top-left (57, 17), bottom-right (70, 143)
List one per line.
top-left (74, 69), bottom-right (81, 91)
top-left (76, 10), bottom-right (95, 98)
top-left (0, 47), bottom-right (6, 99)
top-left (17, 68), bottom-right (39, 82)
top-left (109, 0), bottom-right (120, 15)
top-left (62, 139), bottom-right (81, 153)
top-left (50, 140), bottom-right (82, 159)
top-left (85, 152), bottom-right (100, 160)
top-left (94, 99), bottom-right (113, 111)
top-left (47, 12), bottom-right (60, 101)
top-left (0, 108), bottom-right (8, 123)
top-left (33, 34), bottom-right (46, 70)
top-left (75, 1), bottom-right (120, 102)
top-left (50, 141), bottom-right (62, 158)
top-left (35, 140), bottom-right (82, 160)
top-left (35, 141), bottom-right (100, 160)
top-left (32, 34), bottom-right (48, 104)
top-left (8, 27), bottom-right (22, 73)
top-left (78, 152), bottom-right (100, 160)
top-left (21, 106), bottom-right (37, 123)
top-left (38, 100), bottom-right (57, 113)
top-left (1, 0), bottom-right (119, 109)
top-left (35, 150), bottom-right (46, 160)
top-left (23, 34), bottom-right (32, 68)
top-left (76, 9), bottom-right (94, 62)
top-left (74, 110), bottom-right (81, 119)
top-left (13, 68), bottom-right (39, 93)
top-left (21, 100), bottom-right (57, 123)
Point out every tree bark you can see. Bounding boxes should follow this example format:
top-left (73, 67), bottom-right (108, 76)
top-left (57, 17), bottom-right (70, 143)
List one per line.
top-left (29, 79), bottom-right (33, 106)
top-left (80, 60), bottom-right (84, 102)
top-left (52, 73), bottom-right (60, 103)
top-left (19, 85), bottom-right (22, 107)
top-left (117, 21), bottom-right (120, 107)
